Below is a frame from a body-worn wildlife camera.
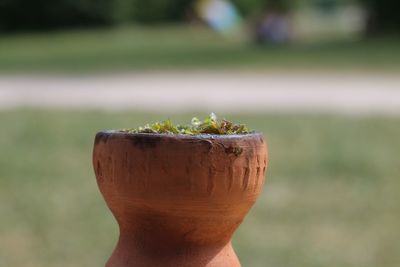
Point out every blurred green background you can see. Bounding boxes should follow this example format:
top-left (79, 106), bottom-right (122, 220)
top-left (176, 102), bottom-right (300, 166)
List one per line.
top-left (1, 26), bottom-right (400, 73)
top-left (1, 0), bottom-right (400, 266)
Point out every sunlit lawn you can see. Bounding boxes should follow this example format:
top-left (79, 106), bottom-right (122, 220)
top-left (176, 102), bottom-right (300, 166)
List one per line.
top-left (0, 25), bottom-right (400, 73)
top-left (0, 110), bottom-right (399, 267)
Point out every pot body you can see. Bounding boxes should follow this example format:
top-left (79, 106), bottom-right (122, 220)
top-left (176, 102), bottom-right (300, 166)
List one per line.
top-left (93, 131), bottom-right (268, 267)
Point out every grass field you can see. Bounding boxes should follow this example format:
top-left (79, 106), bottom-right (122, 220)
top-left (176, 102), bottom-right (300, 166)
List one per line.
top-left (0, 110), bottom-right (399, 267)
top-left (0, 26), bottom-right (400, 73)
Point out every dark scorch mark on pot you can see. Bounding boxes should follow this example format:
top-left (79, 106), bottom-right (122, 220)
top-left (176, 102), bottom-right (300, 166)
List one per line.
top-left (128, 135), bottom-right (162, 150)
top-left (187, 139), bottom-right (213, 151)
top-left (95, 132), bottom-right (111, 145)
top-left (225, 146), bottom-right (243, 156)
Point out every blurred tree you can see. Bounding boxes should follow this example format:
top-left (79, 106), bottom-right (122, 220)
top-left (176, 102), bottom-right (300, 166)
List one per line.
top-left (0, 0), bottom-right (398, 33)
top-left (0, 0), bottom-right (194, 31)
top-left (231, 0), bottom-right (265, 16)
top-left (0, 0), bottom-right (115, 32)
top-left (364, 0), bottom-right (400, 34)
top-left (129, 0), bottom-right (192, 23)
top-left (232, 0), bottom-right (292, 16)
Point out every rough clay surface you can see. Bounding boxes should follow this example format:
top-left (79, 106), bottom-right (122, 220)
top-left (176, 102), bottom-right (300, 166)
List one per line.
top-left (93, 132), bottom-right (268, 267)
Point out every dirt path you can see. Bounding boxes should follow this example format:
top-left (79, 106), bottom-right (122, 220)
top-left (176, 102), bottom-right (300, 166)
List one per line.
top-left (1, 72), bottom-right (399, 115)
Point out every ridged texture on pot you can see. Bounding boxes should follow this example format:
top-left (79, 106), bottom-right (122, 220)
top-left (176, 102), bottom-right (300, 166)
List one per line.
top-left (93, 131), bottom-right (268, 267)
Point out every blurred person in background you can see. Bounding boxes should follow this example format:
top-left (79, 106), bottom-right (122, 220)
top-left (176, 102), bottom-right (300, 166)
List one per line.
top-left (254, 2), bottom-right (291, 44)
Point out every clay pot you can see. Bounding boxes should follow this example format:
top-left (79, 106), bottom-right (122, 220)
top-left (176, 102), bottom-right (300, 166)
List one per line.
top-left (93, 131), bottom-right (268, 267)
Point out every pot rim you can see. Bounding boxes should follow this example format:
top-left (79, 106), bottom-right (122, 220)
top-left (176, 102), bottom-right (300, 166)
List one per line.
top-left (96, 130), bottom-right (264, 141)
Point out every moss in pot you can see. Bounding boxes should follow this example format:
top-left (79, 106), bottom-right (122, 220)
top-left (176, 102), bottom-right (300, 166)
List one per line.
top-left (93, 114), bottom-right (268, 267)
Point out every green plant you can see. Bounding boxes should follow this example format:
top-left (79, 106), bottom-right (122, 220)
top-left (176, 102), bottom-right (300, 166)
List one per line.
top-left (121, 113), bottom-right (253, 135)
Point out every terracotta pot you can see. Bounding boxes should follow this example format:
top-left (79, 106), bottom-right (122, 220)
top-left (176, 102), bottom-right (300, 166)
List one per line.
top-left (93, 131), bottom-right (268, 267)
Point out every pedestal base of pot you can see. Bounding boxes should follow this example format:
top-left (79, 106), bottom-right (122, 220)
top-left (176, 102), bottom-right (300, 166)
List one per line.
top-left (106, 240), bottom-right (240, 267)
